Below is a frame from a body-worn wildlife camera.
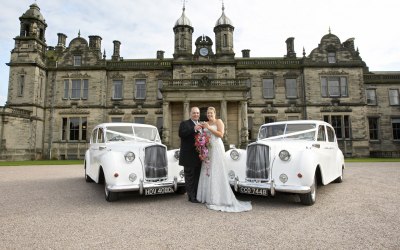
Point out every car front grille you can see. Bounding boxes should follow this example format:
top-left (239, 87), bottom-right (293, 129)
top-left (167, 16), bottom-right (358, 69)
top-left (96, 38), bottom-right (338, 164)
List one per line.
top-left (246, 144), bottom-right (270, 180)
top-left (144, 145), bottom-right (168, 180)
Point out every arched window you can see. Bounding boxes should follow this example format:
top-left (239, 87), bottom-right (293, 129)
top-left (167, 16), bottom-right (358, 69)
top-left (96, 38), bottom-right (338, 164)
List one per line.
top-left (223, 34), bottom-right (228, 47)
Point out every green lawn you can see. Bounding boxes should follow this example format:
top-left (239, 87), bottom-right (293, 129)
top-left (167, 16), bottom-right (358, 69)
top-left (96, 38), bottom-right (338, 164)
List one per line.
top-left (0, 160), bottom-right (83, 166)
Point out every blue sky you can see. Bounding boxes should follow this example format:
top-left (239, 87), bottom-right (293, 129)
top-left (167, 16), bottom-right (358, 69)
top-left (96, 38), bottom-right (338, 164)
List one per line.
top-left (1, 0), bottom-right (399, 106)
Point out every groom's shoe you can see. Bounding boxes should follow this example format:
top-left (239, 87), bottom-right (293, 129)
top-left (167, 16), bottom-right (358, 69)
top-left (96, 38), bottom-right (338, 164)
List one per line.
top-left (190, 199), bottom-right (200, 203)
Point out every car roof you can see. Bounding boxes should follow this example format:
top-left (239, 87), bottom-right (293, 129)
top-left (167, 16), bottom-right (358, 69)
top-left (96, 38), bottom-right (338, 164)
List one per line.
top-left (261, 120), bottom-right (329, 126)
top-left (94, 123), bottom-right (156, 129)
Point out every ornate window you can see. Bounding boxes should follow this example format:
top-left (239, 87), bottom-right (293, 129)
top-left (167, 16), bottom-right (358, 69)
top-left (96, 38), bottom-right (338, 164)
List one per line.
top-left (328, 52), bottom-right (336, 63)
top-left (73, 55), bottom-right (82, 66)
top-left (389, 89), bottom-right (399, 105)
top-left (62, 117), bottom-right (87, 141)
top-left (18, 75), bottom-right (25, 97)
top-left (392, 118), bottom-right (400, 140)
top-left (112, 80), bottom-right (123, 100)
top-left (366, 89), bottom-right (377, 105)
top-left (157, 80), bottom-right (163, 99)
top-left (368, 117), bottom-right (379, 140)
top-left (111, 117), bottom-right (122, 123)
top-left (285, 78), bottom-right (298, 98)
top-left (134, 117), bottom-right (145, 124)
top-left (135, 79), bottom-right (146, 99)
top-left (321, 76), bottom-right (348, 97)
top-left (324, 115), bottom-right (351, 139)
top-left (63, 79), bottom-right (88, 100)
top-left (262, 79), bottom-right (274, 99)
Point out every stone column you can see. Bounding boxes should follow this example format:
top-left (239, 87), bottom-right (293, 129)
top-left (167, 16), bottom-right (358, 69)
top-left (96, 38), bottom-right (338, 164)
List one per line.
top-left (162, 102), bottom-right (170, 146)
top-left (184, 101), bottom-right (190, 120)
top-left (240, 101), bottom-right (249, 148)
top-left (220, 100), bottom-right (228, 147)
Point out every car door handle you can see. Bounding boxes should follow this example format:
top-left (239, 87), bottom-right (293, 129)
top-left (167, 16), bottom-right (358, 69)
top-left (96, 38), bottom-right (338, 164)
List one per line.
top-left (99, 146), bottom-right (107, 150)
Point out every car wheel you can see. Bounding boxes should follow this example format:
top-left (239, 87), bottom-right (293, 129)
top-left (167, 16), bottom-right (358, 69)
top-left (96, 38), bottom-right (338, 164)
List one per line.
top-left (84, 163), bottom-right (93, 183)
top-left (104, 180), bottom-right (118, 202)
top-left (334, 167), bottom-right (344, 183)
top-left (175, 186), bottom-right (186, 195)
top-left (300, 175), bottom-right (316, 206)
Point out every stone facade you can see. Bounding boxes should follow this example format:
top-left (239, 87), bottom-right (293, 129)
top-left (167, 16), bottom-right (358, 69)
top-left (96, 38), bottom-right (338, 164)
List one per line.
top-left (1, 3), bottom-right (399, 160)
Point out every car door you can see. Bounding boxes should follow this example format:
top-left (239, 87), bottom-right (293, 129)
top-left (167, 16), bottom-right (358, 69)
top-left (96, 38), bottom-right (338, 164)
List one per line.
top-left (316, 125), bottom-right (333, 181)
top-left (89, 128), bottom-right (106, 182)
top-left (325, 125), bottom-right (340, 182)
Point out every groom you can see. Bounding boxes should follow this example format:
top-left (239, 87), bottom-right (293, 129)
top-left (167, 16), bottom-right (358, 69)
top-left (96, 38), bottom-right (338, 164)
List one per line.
top-left (179, 107), bottom-right (203, 203)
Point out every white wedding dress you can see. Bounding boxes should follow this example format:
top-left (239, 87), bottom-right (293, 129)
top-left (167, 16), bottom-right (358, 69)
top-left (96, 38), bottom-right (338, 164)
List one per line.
top-left (197, 125), bottom-right (252, 212)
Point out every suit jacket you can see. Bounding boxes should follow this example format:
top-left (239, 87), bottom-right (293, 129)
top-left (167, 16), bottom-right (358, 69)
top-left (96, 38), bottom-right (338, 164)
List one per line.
top-left (178, 119), bottom-right (202, 167)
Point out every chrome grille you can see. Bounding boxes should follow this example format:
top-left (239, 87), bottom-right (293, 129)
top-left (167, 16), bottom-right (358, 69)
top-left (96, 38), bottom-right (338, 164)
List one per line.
top-left (246, 144), bottom-right (269, 179)
top-left (144, 145), bottom-right (168, 180)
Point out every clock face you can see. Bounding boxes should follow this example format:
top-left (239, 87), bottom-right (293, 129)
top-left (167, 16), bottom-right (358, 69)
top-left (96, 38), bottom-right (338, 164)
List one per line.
top-left (199, 47), bottom-right (209, 56)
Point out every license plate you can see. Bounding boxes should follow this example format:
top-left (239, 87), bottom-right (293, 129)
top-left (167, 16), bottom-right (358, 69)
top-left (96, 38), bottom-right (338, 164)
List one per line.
top-left (145, 187), bottom-right (174, 196)
top-left (239, 187), bottom-right (268, 196)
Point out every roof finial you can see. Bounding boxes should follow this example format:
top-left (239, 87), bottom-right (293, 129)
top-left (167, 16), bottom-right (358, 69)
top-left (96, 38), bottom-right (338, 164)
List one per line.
top-left (182, 0), bottom-right (187, 11)
top-left (329, 26), bottom-right (331, 34)
top-left (78, 29), bottom-right (81, 37)
top-left (222, 0), bottom-right (225, 11)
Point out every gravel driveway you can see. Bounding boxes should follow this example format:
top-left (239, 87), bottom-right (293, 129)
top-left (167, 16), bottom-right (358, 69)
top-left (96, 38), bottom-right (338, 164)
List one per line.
top-left (0, 162), bottom-right (399, 249)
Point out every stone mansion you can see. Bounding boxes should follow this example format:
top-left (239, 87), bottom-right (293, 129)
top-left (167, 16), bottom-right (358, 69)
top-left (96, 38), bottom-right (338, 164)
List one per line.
top-left (1, 3), bottom-right (399, 160)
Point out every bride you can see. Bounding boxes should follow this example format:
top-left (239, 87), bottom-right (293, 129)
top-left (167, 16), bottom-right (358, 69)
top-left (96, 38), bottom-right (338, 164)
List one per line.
top-left (197, 107), bottom-right (252, 212)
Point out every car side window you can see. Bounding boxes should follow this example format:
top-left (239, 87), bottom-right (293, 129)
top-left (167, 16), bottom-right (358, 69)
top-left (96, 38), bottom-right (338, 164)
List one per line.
top-left (327, 126), bottom-right (335, 142)
top-left (91, 128), bottom-right (98, 143)
top-left (317, 125), bottom-right (326, 141)
top-left (97, 128), bottom-right (105, 143)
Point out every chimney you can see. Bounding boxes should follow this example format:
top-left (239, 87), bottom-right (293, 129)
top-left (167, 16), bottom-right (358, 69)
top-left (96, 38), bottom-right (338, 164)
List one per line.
top-left (56, 33), bottom-right (67, 49)
top-left (285, 37), bottom-right (296, 58)
top-left (112, 40), bottom-right (121, 61)
top-left (157, 50), bottom-right (164, 59)
top-left (89, 35), bottom-right (102, 50)
top-left (242, 49), bottom-right (250, 58)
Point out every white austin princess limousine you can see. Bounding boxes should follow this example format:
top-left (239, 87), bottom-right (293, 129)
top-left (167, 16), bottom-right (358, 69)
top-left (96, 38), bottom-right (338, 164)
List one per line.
top-left (84, 123), bottom-right (185, 202)
top-left (225, 120), bottom-right (345, 205)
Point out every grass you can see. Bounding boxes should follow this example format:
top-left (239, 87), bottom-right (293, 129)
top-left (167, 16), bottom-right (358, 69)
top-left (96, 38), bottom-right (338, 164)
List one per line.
top-left (0, 160), bottom-right (83, 166)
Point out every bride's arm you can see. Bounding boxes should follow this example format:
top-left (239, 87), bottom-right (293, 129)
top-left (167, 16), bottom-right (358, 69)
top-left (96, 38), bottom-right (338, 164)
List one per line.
top-left (208, 119), bottom-right (224, 138)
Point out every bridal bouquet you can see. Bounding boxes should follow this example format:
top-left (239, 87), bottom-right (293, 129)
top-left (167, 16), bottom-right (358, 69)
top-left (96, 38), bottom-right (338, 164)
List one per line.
top-left (194, 130), bottom-right (211, 175)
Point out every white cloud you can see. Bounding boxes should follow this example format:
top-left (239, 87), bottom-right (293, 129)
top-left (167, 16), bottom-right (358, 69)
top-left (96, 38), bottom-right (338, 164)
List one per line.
top-left (1, 0), bottom-right (399, 105)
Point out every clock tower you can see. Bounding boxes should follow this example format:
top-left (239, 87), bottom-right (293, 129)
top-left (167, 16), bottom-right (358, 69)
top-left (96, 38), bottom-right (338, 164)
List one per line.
top-left (194, 35), bottom-right (214, 59)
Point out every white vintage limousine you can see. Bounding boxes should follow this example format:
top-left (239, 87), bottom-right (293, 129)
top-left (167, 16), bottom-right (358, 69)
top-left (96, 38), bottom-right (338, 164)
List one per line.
top-left (84, 123), bottom-right (185, 202)
top-left (225, 120), bottom-right (345, 205)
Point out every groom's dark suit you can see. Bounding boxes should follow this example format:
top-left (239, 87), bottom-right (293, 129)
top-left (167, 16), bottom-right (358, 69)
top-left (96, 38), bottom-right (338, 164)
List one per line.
top-left (179, 119), bottom-right (202, 202)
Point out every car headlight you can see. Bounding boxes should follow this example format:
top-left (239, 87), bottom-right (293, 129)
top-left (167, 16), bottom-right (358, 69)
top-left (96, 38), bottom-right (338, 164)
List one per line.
top-left (230, 150), bottom-right (240, 160)
top-left (179, 170), bottom-right (185, 178)
top-left (124, 151), bottom-right (135, 163)
top-left (174, 150), bottom-right (180, 160)
top-left (228, 170), bottom-right (235, 180)
top-left (279, 150), bottom-right (291, 161)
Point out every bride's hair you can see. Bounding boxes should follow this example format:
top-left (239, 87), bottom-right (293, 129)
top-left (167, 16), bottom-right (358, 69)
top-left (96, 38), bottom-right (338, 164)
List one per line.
top-left (207, 107), bottom-right (216, 114)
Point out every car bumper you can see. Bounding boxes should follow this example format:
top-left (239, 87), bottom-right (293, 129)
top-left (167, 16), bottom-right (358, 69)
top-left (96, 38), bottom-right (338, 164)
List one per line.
top-left (230, 178), bottom-right (311, 196)
top-left (107, 177), bottom-right (185, 195)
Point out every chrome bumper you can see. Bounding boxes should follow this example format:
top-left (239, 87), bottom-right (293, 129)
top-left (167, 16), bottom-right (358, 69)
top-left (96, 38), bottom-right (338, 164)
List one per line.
top-left (107, 176), bottom-right (185, 194)
top-left (232, 177), bottom-right (311, 196)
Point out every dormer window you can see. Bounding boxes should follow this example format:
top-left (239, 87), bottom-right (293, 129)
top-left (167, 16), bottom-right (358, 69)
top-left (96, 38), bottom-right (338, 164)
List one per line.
top-left (74, 55), bottom-right (82, 66)
top-left (328, 52), bottom-right (336, 63)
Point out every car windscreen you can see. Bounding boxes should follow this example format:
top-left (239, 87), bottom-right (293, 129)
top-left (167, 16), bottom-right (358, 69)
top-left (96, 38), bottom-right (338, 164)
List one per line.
top-left (258, 123), bottom-right (316, 140)
top-left (105, 126), bottom-right (160, 142)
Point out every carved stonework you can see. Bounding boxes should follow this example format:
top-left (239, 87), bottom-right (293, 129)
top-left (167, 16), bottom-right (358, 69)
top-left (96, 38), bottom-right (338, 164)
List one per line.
top-left (283, 71), bottom-right (299, 78)
top-left (192, 68), bottom-right (216, 73)
top-left (134, 73), bottom-right (147, 78)
top-left (59, 108), bottom-right (90, 115)
top-left (260, 71), bottom-right (275, 78)
top-left (320, 106), bottom-right (352, 112)
top-left (247, 108), bottom-right (254, 114)
top-left (261, 104), bottom-right (278, 114)
top-left (110, 72), bottom-right (125, 79)
top-left (155, 109), bottom-right (163, 114)
top-left (319, 70), bottom-right (348, 76)
top-left (131, 108), bottom-right (148, 115)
